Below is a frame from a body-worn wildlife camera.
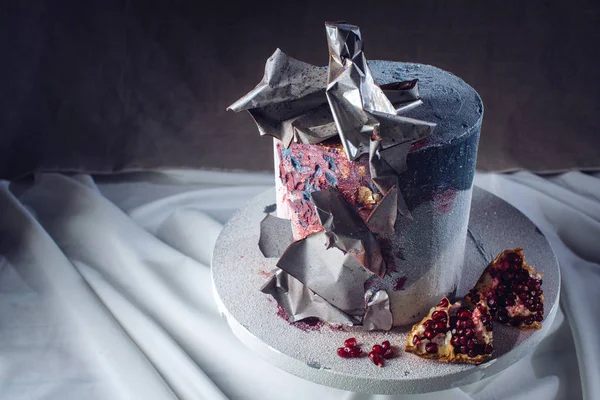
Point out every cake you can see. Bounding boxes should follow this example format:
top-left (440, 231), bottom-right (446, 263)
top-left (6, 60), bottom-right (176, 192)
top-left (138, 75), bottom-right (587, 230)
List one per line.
top-left (229, 22), bottom-right (483, 329)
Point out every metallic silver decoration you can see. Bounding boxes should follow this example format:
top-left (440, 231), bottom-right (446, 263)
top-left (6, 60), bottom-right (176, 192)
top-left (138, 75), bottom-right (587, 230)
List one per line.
top-left (227, 23), bottom-right (435, 162)
top-left (258, 214), bottom-right (293, 258)
top-left (227, 49), bottom-right (333, 148)
top-left (324, 21), bottom-right (435, 161)
top-left (258, 190), bottom-right (383, 323)
top-left (362, 290), bottom-right (393, 331)
top-left (260, 269), bottom-right (359, 325)
top-left (311, 188), bottom-right (385, 278)
top-left (276, 231), bottom-right (375, 317)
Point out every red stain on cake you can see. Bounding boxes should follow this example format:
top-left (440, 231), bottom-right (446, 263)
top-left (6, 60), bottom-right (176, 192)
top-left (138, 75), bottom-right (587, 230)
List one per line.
top-left (294, 318), bottom-right (325, 332)
top-left (327, 324), bottom-right (347, 332)
top-left (409, 138), bottom-right (429, 152)
top-left (378, 237), bottom-right (397, 273)
top-left (435, 189), bottom-right (457, 215)
top-left (277, 142), bottom-right (377, 240)
top-left (393, 276), bottom-right (407, 291)
top-left (276, 304), bottom-right (291, 321)
top-left (258, 270), bottom-right (271, 278)
top-left (276, 304), bottom-right (325, 332)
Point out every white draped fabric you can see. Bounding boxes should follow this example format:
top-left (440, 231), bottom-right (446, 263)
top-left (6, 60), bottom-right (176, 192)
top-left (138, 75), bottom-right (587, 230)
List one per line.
top-left (0, 170), bottom-right (597, 400)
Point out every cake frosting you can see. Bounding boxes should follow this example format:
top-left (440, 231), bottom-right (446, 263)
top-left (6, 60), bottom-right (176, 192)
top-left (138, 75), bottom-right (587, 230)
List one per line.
top-left (230, 22), bottom-right (483, 329)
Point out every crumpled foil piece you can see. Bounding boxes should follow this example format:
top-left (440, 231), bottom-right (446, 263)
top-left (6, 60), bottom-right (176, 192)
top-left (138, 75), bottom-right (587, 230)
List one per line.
top-left (258, 211), bottom-right (363, 324)
top-left (258, 189), bottom-right (390, 329)
top-left (228, 49), bottom-right (331, 148)
top-left (258, 214), bottom-right (294, 258)
top-left (260, 269), bottom-right (359, 325)
top-left (227, 23), bottom-right (435, 159)
top-left (311, 188), bottom-right (385, 278)
top-left (362, 290), bottom-right (393, 331)
top-left (276, 230), bottom-right (375, 317)
top-left (324, 22), bottom-right (435, 161)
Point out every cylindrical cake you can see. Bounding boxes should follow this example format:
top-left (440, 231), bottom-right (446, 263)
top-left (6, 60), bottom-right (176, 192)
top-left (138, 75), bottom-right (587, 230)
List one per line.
top-left (275, 61), bottom-right (483, 326)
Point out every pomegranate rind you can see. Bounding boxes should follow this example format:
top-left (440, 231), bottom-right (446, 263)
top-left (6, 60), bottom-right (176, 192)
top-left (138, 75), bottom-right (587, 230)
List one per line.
top-left (465, 248), bottom-right (544, 330)
top-left (404, 298), bottom-right (493, 365)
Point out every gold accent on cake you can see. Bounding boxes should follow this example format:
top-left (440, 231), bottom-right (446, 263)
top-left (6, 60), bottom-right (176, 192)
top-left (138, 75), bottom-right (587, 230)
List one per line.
top-left (340, 162), bottom-right (351, 179)
top-left (358, 187), bottom-right (377, 206)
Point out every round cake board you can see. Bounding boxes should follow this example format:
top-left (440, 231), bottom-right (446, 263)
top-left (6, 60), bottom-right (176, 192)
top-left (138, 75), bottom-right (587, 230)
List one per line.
top-left (211, 186), bottom-right (560, 394)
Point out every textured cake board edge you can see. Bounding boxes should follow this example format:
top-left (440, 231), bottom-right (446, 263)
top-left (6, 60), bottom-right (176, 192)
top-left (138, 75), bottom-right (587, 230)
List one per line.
top-left (211, 186), bottom-right (561, 395)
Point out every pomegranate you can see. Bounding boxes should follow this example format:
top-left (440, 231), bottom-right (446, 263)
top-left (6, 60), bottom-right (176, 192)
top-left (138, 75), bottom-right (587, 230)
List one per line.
top-left (465, 249), bottom-right (544, 330)
top-left (404, 297), bottom-right (494, 365)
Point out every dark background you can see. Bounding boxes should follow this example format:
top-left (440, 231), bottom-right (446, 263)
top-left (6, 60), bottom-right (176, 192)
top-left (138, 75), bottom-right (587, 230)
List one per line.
top-left (1, 0), bottom-right (599, 178)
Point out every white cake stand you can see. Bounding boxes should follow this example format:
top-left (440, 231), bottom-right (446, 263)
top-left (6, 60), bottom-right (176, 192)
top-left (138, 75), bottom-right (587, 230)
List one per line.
top-left (211, 186), bottom-right (560, 394)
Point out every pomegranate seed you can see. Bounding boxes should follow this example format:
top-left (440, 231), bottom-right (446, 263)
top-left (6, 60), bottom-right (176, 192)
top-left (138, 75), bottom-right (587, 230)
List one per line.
top-left (456, 328), bottom-right (465, 336)
top-left (467, 339), bottom-right (476, 349)
top-left (481, 315), bottom-right (490, 324)
top-left (424, 329), bottom-right (435, 340)
top-left (349, 347), bottom-right (362, 358)
top-left (425, 343), bottom-right (438, 354)
top-left (434, 321), bottom-right (447, 332)
top-left (344, 338), bottom-right (357, 348)
top-left (451, 336), bottom-right (460, 346)
top-left (477, 304), bottom-right (487, 313)
top-left (337, 347), bottom-right (349, 358)
top-left (518, 292), bottom-right (529, 300)
top-left (458, 310), bottom-right (472, 320)
top-left (465, 319), bottom-right (475, 329)
top-left (460, 336), bottom-right (468, 345)
top-left (506, 298), bottom-right (515, 306)
top-left (381, 340), bottom-right (391, 350)
top-left (515, 274), bottom-right (527, 283)
top-left (487, 297), bottom-right (496, 307)
top-left (437, 298), bottom-right (449, 307)
top-left (465, 329), bottom-right (475, 338)
top-left (535, 312), bottom-right (544, 321)
top-left (506, 252), bottom-right (522, 264)
top-left (468, 349), bottom-right (478, 358)
top-left (485, 323), bottom-right (493, 331)
top-left (372, 344), bottom-right (383, 354)
top-left (525, 299), bottom-right (534, 308)
top-left (485, 344), bottom-right (494, 354)
top-left (524, 316), bottom-right (534, 325)
top-left (383, 348), bottom-right (394, 359)
top-left (449, 316), bottom-right (459, 328)
top-left (460, 345), bottom-right (468, 354)
top-left (369, 351), bottom-right (384, 367)
top-left (432, 310), bottom-right (447, 321)
top-left (412, 336), bottom-right (420, 346)
top-left (423, 320), bottom-right (433, 329)
top-left (501, 271), bottom-right (514, 282)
